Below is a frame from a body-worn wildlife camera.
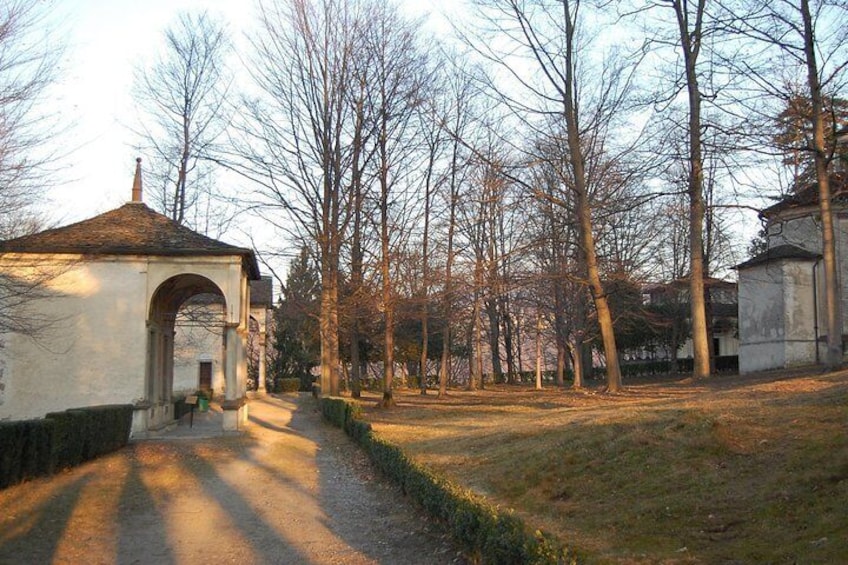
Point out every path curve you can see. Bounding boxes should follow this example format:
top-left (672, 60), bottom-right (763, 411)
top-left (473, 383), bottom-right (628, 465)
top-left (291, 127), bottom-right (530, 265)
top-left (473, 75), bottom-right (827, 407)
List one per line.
top-left (0, 393), bottom-right (463, 564)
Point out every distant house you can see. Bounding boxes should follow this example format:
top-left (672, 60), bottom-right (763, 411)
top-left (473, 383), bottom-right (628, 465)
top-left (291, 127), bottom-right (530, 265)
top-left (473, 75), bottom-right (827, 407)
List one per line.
top-left (0, 162), bottom-right (261, 435)
top-left (736, 174), bottom-right (848, 373)
top-left (636, 277), bottom-right (739, 363)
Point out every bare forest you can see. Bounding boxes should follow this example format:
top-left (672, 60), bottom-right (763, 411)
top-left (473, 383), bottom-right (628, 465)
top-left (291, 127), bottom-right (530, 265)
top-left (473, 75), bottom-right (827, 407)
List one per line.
top-left (127, 0), bottom-right (848, 394)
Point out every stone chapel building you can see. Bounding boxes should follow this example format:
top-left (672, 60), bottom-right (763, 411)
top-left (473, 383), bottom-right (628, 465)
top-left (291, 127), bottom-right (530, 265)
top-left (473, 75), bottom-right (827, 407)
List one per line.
top-left (0, 160), bottom-right (261, 436)
top-left (736, 173), bottom-right (848, 373)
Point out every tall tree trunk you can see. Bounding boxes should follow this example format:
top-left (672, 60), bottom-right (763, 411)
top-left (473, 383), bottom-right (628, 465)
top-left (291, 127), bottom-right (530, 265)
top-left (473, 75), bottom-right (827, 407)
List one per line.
top-left (485, 298), bottom-right (504, 382)
top-left (535, 312), bottom-right (543, 390)
top-left (553, 276), bottom-right (567, 387)
top-left (175, 119), bottom-right (189, 224)
top-left (560, 1), bottom-right (622, 391)
top-left (439, 133), bottom-right (461, 398)
top-left (419, 206), bottom-right (430, 395)
top-left (672, 0), bottom-right (711, 380)
top-left (556, 341), bottom-right (566, 387)
top-left (572, 281), bottom-right (587, 389)
top-left (569, 339), bottom-right (583, 389)
top-left (348, 79), bottom-right (367, 399)
top-left (470, 271), bottom-right (483, 391)
top-left (380, 140), bottom-right (395, 407)
top-left (501, 297), bottom-right (517, 383)
top-left (319, 254), bottom-right (340, 396)
top-left (473, 249), bottom-right (486, 390)
top-left (802, 0), bottom-right (843, 369)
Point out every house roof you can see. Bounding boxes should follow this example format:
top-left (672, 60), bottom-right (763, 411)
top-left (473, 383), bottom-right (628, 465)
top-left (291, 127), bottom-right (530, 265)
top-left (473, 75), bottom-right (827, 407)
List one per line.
top-left (250, 276), bottom-right (273, 308)
top-left (665, 276), bottom-right (736, 290)
top-left (761, 173), bottom-right (848, 219)
top-left (735, 244), bottom-right (820, 270)
top-left (0, 202), bottom-right (261, 279)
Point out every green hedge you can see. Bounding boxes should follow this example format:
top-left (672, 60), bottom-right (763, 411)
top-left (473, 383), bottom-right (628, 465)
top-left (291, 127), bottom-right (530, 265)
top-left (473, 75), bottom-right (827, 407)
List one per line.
top-left (320, 397), bottom-right (577, 564)
top-left (277, 378), bottom-right (301, 393)
top-left (0, 404), bottom-right (133, 490)
top-left (0, 418), bottom-right (57, 489)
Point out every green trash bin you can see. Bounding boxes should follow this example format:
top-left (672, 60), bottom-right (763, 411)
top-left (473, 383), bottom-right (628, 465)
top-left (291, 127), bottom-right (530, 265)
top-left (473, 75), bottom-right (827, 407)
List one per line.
top-left (198, 397), bottom-right (209, 412)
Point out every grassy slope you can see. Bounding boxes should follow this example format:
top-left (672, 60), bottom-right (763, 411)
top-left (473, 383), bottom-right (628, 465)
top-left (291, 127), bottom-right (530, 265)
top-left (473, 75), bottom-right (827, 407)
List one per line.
top-left (355, 370), bottom-right (848, 563)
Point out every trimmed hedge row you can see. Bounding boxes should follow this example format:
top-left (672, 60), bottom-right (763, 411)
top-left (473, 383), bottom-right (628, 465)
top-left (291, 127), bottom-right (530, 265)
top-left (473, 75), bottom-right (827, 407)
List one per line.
top-left (0, 404), bottom-right (133, 489)
top-left (320, 397), bottom-right (577, 564)
top-left (277, 378), bottom-right (301, 393)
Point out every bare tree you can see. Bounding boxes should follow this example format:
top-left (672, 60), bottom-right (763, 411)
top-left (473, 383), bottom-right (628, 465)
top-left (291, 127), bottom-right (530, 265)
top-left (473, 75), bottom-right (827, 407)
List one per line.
top-left (435, 70), bottom-right (476, 397)
top-left (0, 2), bottom-right (66, 336)
top-left (0, 1), bottom-right (62, 237)
top-left (232, 0), bottom-right (360, 396)
top-left (652, 0), bottom-right (713, 380)
top-left (462, 0), bottom-right (647, 391)
top-left (716, 0), bottom-right (848, 367)
top-left (133, 11), bottom-right (232, 232)
top-left (363, 2), bottom-right (429, 407)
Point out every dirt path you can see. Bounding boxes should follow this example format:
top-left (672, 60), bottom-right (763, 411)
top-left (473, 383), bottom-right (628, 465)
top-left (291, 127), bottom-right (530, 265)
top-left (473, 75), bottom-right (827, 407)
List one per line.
top-left (0, 394), bottom-right (463, 564)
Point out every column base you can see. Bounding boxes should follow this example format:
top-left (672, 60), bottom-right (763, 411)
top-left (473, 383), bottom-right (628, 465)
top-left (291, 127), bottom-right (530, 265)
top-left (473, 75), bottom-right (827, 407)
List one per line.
top-left (222, 398), bottom-right (248, 431)
top-left (131, 401), bottom-right (151, 439)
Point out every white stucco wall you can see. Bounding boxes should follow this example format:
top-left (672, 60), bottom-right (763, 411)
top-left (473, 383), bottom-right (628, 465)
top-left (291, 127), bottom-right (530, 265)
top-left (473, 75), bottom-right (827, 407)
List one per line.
top-left (783, 261), bottom-right (818, 366)
top-left (172, 323), bottom-right (225, 396)
top-left (0, 256), bottom-right (148, 420)
top-left (738, 259), bottom-right (817, 373)
top-left (767, 216), bottom-right (821, 253)
top-left (0, 253), bottom-right (249, 423)
top-left (768, 214), bottom-right (848, 336)
top-left (738, 262), bottom-right (786, 373)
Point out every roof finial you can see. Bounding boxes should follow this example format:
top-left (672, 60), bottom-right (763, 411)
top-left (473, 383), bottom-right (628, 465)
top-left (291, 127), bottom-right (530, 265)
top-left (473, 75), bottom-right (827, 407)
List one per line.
top-left (131, 157), bottom-right (143, 203)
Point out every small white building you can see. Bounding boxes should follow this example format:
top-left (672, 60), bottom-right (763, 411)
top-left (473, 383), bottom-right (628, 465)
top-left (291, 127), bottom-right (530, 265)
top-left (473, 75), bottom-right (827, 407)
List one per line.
top-left (172, 277), bottom-right (272, 397)
top-left (0, 161), bottom-right (261, 435)
top-left (736, 174), bottom-right (848, 373)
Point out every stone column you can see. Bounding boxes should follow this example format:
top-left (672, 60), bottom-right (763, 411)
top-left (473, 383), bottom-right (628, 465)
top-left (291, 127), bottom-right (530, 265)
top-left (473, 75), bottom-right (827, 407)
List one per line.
top-left (258, 331), bottom-right (267, 394)
top-left (222, 324), bottom-right (241, 430)
top-left (223, 324), bottom-right (239, 401)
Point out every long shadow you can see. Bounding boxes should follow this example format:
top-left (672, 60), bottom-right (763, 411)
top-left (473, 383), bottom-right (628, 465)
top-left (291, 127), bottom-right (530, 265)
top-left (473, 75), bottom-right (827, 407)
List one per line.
top-left (248, 413), bottom-right (292, 433)
top-left (0, 474), bottom-right (90, 564)
top-left (286, 393), bottom-right (462, 564)
top-left (182, 444), bottom-right (313, 564)
top-left (116, 457), bottom-right (177, 564)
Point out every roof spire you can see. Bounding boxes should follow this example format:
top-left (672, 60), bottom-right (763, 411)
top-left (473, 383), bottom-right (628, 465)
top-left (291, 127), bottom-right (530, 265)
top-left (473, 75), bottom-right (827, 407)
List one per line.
top-left (131, 157), bottom-right (143, 203)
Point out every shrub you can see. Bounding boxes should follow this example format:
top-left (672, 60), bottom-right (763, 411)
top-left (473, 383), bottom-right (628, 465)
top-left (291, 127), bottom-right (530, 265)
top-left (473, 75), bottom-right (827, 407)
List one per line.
top-left (0, 419), bottom-right (56, 488)
top-left (46, 404), bottom-right (133, 471)
top-left (319, 397), bottom-right (578, 564)
top-left (277, 378), bottom-right (301, 393)
top-left (1, 404), bottom-right (134, 490)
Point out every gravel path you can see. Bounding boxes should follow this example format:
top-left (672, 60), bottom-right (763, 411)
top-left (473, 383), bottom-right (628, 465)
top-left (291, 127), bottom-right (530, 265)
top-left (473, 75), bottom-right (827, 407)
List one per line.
top-left (0, 394), bottom-right (464, 564)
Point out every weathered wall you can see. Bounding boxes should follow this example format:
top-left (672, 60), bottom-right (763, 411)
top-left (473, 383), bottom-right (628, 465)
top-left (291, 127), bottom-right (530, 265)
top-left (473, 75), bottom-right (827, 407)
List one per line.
top-left (783, 260), bottom-right (818, 366)
top-left (738, 262), bottom-right (786, 373)
top-left (738, 259), bottom-right (818, 373)
top-left (172, 323), bottom-right (225, 396)
top-left (0, 256), bottom-right (148, 420)
top-left (768, 216), bottom-right (821, 253)
top-left (0, 253), bottom-right (249, 424)
top-left (768, 214), bottom-right (848, 336)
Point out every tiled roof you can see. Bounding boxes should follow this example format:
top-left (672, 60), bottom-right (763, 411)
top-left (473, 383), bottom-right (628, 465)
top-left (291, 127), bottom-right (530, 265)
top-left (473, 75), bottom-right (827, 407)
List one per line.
top-left (0, 202), bottom-right (260, 279)
top-left (761, 173), bottom-right (848, 219)
top-left (735, 244), bottom-right (820, 270)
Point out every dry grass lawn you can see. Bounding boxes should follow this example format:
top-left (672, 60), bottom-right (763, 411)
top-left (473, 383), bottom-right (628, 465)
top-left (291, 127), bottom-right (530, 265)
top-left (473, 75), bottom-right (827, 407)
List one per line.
top-left (352, 368), bottom-right (848, 564)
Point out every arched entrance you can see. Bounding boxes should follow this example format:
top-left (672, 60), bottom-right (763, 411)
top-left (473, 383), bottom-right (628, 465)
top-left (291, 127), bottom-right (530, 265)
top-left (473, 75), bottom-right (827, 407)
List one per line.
top-left (146, 273), bottom-right (249, 432)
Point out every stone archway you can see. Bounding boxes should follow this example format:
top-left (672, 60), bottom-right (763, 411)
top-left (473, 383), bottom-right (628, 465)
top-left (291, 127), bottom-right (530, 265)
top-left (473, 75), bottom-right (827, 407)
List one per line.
top-left (145, 271), bottom-right (251, 433)
top-left (147, 274), bottom-right (226, 431)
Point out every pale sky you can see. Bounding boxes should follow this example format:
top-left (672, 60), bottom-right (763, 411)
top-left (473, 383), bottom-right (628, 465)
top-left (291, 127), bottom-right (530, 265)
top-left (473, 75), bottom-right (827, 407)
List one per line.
top-left (44, 0), bottom-right (453, 261)
top-left (48, 1), bottom-right (250, 221)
